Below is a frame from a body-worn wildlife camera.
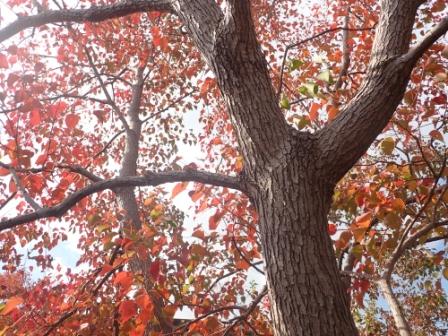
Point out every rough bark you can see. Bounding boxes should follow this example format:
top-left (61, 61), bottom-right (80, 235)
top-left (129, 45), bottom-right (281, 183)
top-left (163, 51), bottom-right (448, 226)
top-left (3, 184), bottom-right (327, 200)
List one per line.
top-left (251, 133), bottom-right (358, 335)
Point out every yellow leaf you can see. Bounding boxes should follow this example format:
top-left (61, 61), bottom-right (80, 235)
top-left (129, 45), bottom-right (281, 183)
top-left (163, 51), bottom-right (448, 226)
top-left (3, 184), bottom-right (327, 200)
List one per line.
top-left (443, 268), bottom-right (448, 280)
top-left (380, 137), bottom-right (395, 155)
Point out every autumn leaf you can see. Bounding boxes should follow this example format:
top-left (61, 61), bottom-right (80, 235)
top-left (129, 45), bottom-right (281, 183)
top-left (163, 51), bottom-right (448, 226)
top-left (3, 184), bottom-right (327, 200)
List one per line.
top-left (114, 271), bottom-right (133, 292)
top-left (328, 223), bottom-right (337, 235)
top-left (65, 114), bottom-right (80, 129)
top-left (30, 109), bottom-right (41, 127)
top-left (0, 54), bottom-right (8, 68)
top-left (119, 300), bottom-right (137, 323)
top-left (171, 181), bottom-right (188, 198)
top-left (149, 259), bottom-right (160, 280)
top-left (309, 102), bottom-right (320, 122)
top-left (0, 296), bottom-right (23, 315)
top-left (381, 137), bottom-right (395, 155)
top-left (235, 259), bottom-right (250, 270)
top-left (209, 211), bottom-right (223, 230)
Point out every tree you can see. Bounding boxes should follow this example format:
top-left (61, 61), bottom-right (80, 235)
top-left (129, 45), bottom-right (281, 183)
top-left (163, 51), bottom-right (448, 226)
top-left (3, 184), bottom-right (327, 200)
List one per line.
top-left (0, 0), bottom-right (447, 335)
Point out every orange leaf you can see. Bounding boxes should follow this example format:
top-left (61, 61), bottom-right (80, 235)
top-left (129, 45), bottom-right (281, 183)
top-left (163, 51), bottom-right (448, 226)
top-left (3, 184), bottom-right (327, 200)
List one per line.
top-left (391, 198), bottom-right (405, 213)
top-left (190, 190), bottom-right (203, 202)
top-left (355, 212), bottom-right (371, 228)
top-left (1, 296), bottom-right (23, 315)
top-left (328, 106), bottom-right (339, 121)
top-left (171, 181), bottom-right (188, 199)
top-left (309, 102), bottom-right (320, 122)
top-left (192, 229), bottom-right (205, 240)
top-left (114, 271), bottom-right (133, 292)
top-left (235, 259), bottom-right (250, 270)
top-left (119, 300), bottom-right (137, 323)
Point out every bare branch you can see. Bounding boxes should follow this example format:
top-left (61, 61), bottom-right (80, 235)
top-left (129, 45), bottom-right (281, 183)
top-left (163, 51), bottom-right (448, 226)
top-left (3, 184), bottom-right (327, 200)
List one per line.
top-left (0, 161), bottom-right (103, 182)
top-left (0, 192), bottom-right (17, 212)
top-left (334, 10), bottom-right (351, 91)
top-left (0, 0), bottom-right (173, 43)
top-left (0, 170), bottom-right (245, 231)
top-left (84, 47), bottom-right (130, 132)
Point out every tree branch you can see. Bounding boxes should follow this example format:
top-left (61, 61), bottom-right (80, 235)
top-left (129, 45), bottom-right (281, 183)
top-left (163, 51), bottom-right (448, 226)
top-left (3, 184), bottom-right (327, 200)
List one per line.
top-left (0, 161), bottom-right (103, 182)
top-left (0, 170), bottom-right (245, 231)
top-left (403, 15), bottom-right (448, 64)
top-left (317, 0), bottom-right (434, 183)
top-left (277, 25), bottom-right (375, 99)
top-left (0, 0), bottom-right (173, 43)
top-left (9, 168), bottom-right (42, 211)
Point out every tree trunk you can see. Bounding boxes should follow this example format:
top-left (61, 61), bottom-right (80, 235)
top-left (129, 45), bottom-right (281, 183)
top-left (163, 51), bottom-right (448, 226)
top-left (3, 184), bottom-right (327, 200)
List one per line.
top-left (249, 132), bottom-right (358, 336)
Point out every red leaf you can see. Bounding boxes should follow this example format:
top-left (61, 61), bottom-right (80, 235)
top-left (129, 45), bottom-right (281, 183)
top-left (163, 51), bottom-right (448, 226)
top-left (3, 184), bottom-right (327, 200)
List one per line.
top-left (209, 211), bottom-right (223, 230)
top-left (65, 114), bottom-right (80, 129)
top-left (28, 174), bottom-right (45, 193)
top-left (433, 94), bottom-right (447, 105)
top-left (190, 190), bottom-right (203, 202)
top-left (149, 259), bottom-right (160, 280)
top-left (119, 300), bottom-right (137, 323)
top-left (0, 53), bottom-right (8, 68)
top-left (151, 26), bottom-right (161, 46)
top-left (0, 168), bottom-right (9, 176)
top-left (235, 259), bottom-right (250, 270)
top-left (30, 109), bottom-right (41, 127)
top-left (48, 102), bottom-right (68, 118)
top-left (328, 223), bottom-right (337, 235)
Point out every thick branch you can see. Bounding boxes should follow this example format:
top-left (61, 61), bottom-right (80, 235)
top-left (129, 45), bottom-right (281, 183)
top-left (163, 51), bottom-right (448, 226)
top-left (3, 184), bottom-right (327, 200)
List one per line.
top-left (317, 0), bottom-right (440, 183)
top-left (0, 0), bottom-right (173, 43)
top-left (0, 170), bottom-right (245, 231)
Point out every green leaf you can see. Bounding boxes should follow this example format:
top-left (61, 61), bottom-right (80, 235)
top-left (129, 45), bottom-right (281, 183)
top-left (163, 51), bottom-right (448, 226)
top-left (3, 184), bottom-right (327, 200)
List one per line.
top-left (380, 137), bottom-right (395, 155)
top-left (298, 83), bottom-right (319, 97)
top-left (293, 116), bottom-right (310, 130)
top-left (289, 59), bottom-right (304, 71)
top-left (280, 96), bottom-right (291, 109)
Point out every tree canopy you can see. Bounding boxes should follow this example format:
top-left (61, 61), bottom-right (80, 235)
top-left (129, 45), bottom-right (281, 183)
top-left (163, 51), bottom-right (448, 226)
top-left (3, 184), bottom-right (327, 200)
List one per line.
top-left (0, 0), bottom-right (447, 335)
